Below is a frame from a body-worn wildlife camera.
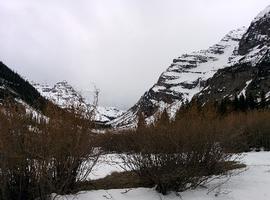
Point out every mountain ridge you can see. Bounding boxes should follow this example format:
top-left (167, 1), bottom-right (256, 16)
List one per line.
top-left (0, 61), bottom-right (47, 111)
top-left (32, 81), bottom-right (125, 123)
top-left (109, 5), bottom-right (270, 129)
top-left (108, 27), bottom-right (247, 128)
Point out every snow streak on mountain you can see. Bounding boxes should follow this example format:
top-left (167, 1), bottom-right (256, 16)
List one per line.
top-left (110, 5), bottom-right (270, 129)
top-left (109, 28), bottom-right (246, 128)
top-left (33, 81), bottom-right (124, 123)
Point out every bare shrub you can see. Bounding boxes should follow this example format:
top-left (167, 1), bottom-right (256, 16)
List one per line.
top-left (0, 100), bottom-right (100, 200)
top-left (117, 105), bottom-right (236, 195)
top-left (96, 102), bottom-right (270, 194)
top-left (221, 110), bottom-right (270, 152)
top-left (0, 101), bottom-right (44, 200)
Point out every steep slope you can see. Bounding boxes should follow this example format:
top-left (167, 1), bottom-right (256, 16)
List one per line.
top-left (0, 61), bottom-right (47, 111)
top-left (238, 5), bottom-right (270, 56)
top-left (197, 6), bottom-right (270, 104)
top-left (33, 81), bottom-right (124, 123)
top-left (109, 27), bottom-right (247, 128)
top-left (110, 5), bottom-right (270, 128)
top-left (33, 81), bottom-right (85, 108)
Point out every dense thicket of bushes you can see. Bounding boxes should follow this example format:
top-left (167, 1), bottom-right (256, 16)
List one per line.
top-left (98, 100), bottom-right (270, 194)
top-left (220, 110), bottom-right (270, 151)
top-left (0, 93), bottom-right (269, 197)
top-left (0, 101), bottom-right (100, 200)
top-left (100, 102), bottom-right (270, 154)
top-left (117, 127), bottom-right (234, 194)
top-left (99, 104), bottom-right (233, 194)
top-left (176, 98), bottom-right (270, 152)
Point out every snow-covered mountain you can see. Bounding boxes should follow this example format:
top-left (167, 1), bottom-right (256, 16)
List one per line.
top-left (95, 106), bottom-right (125, 123)
top-left (0, 63), bottom-right (124, 124)
top-left (32, 81), bottom-right (124, 123)
top-left (33, 81), bottom-right (85, 108)
top-left (109, 28), bottom-right (247, 128)
top-left (110, 5), bottom-right (270, 129)
top-left (197, 5), bottom-right (270, 104)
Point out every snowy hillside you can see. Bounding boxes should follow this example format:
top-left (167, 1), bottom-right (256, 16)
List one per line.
top-left (0, 61), bottom-right (47, 111)
top-left (110, 4), bottom-right (270, 129)
top-left (95, 106), bottom-right (125, 122)
top-left (55, 151), bottom-right (270, 200)
top-left (33, 81), bottom-right (84, 108)
top-left (109, 27), bottom-right (247, 128)
top-left (197, 4), bottom-right (270, 104)
top-left (33, 81), bottom-right (124, 123)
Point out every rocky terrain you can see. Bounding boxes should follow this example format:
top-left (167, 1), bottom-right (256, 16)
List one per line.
top-left (110, 5), bottom-right (270, 128)
top-left (197, 5), bottom-right (270, 104)
top-left (33, 81), bottom-right (124, 123)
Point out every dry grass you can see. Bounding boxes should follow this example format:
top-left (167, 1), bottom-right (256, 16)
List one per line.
top-left (77, 171), bottom-right (152, 191)
top-left (0, 100), bottom-right (100, 200)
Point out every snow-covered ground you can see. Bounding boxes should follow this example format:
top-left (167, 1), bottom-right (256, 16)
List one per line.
top-left (89, 154), bottom-right (124, 180)
top-left (55, 151), bottom-right (270, 200)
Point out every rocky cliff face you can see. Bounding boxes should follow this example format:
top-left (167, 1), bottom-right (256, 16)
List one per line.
top-left (109, 28), bottom-right (247, 128)
top-left (110, 5), bottom-right (270, 129)
top-left (239, 5), bottom-right (270, 56)
top-left (197, 6), bottom-right (270, 104)
top-left (196, 62), bottom-right (270, 104)
top-left (32, 81), bottom-right (85, 108)
top-left (33, 81), bottom-right (124, 123)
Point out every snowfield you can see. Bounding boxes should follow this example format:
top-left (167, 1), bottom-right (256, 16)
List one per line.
top-left (89, 154), bottom-right (124, 180)
top-left (55, 151), bottom-right (270, 200)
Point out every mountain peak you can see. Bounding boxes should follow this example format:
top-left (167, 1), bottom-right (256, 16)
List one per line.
top-left (109, 27), bottom-right (248, 128)
top-left (221, 27), bottom-right (247, 42)
top-left (33, 80), bottom-right (125, 124)
top-left (110, 5), bottom-right (270, 129)
top-left (238, 5), bottom-right (270, 57)
top-left (252, 5), bottom-right (270, 23)
top-left (55, 80), bottom-right (69, 86)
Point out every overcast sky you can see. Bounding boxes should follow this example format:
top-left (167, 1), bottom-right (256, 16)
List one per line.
top-left (0, 0), bottom-right (269, 109)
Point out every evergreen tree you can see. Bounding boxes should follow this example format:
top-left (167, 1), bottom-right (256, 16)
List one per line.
top-left (260, 90), bottom-right (266, 109)
top-left (175, 100), bottom-right (189, 121)
top-left (233, 94), bottom-right (239, 111)
top-left (156, 109), bottom-right (170, 127)
top-left (137, 111), bottom-right (146, 129)
top-left (239, 94), bottom-right (247, 111)
top-left (246, 93), bottom-right (256, 110)
top-left (219, 97), bottom-right (229, 115)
